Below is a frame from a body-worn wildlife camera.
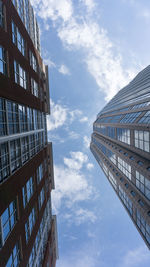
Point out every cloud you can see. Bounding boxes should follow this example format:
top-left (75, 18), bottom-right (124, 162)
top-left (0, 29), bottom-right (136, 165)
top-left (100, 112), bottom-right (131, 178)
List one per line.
top-left (32, 0), bottom-right (139, 101)
top-left (58, 64), bottom-right (70, 75)
top-left (44, 58), bottom-right (56, 68)
top-left (31, 0), bottom-right (73, 22)
top-left (52, 151), bottom-right (95, 218)
top-left (47, 99), bottom-right (87, 131)
top-left (75, 208), bottom-right (96, 224)
top-left (64, 151), bottom-right (88, 170)
top-left (86, 163), bottom-right (94, 170)
top-left (121, 246), bottom-right (150, 267)
top-left (79, 116), bottom-right (88, 123)
top-left (47, 100), bottom-right (68, 130)
top-left (52, 163), bottom-right (93, 211)
top-left (83, 135), bottom-right (91, 149)
top-left (80, 0), bottom-right (96, 13)
top-left (58, 18), bottom-right (137, 101)
top-left (56, 243), bottom-right (100, 267)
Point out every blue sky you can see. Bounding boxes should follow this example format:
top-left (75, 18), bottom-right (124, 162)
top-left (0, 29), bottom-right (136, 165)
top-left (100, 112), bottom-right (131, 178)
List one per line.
top-left (31, 1), bottom-right (150, 266)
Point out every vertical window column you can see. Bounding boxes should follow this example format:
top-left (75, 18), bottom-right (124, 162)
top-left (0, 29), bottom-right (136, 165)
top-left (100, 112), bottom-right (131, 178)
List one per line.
top-left (0, 199), bottom-right (17, 248)
top-left (0, 46), bottom-right (7, 75)
top-left (0, 0), bottom-right (4, 28)
top-left (6, 242), bottom-right (20, 267)
top-left (0, 98), bottom-right (7, 136)
top-left (134, 130), bottom-right (150, 152)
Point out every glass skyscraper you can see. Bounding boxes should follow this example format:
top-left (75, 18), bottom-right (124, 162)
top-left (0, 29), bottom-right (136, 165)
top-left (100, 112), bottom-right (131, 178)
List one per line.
top-left (0, 0), bottom-right (58, 266)
top-left (91, 65), bottom-right (150, 249)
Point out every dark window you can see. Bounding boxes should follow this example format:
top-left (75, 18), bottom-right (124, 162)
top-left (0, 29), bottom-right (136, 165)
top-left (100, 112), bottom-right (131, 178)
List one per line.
top-left (0, 46), bottom-right (7, 75)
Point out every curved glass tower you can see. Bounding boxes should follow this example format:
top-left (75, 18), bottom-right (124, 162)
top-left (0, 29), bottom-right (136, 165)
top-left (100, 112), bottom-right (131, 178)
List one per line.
top-left (91, 65), bottom-right (150, 249)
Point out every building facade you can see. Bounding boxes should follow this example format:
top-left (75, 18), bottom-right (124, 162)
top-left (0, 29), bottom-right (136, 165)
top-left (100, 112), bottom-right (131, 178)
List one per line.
top-left (91, 65), bottom-right (150, 249)
top-left (0, 0), bottom-right (58, 266)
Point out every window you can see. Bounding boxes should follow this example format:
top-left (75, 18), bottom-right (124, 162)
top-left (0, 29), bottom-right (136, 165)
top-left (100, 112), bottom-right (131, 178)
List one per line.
top-left (102, 162), bottom-right (108, 175)
top-left (19, 105), bottom-right (28, 132)
top-left (136, 171), bottom-right (150, 200)
top-left (29, 134), bottom-right (35, 157)
top-left (22, 177), bottom-right (34, 208)
top-left (138, 111), bottom-right (150, 124)
top-left (0, 142), bottom-right (9, 182)
top-left (131, 191), bottom-right (136, 197)
top-left (118, 157), bottom-right (131, 180)
top-left (25, 207), bottom-right (36, 242)
top-left (119, 185), bottom-right (133, 215)
top-left (0, 98), bottom-right (7, 136)
top-left (107, 127), bottom-right (115, 139)
top-left (108, 150), bottom-right (116, 165)
top-left (117, 128), bottom-right (130, 145)
top-left (134, 130), bottom-right (149, 152)
top-left (120, 112), bottom-right (141, 123)
top-left (6, 242), bottom-right (20, 267)
top-left (136, 209), bottom-right (150, 244)
top-left (18, 0), bottom-right (24, 21)
top-left (21, 136), bottom-right (29, 163)
top-left (10, 139), bottom-right (21, 172)
top-left (31, 78), bottom-right (38, 97)
top-left (14, 61), bottom-right (27, 89)
top-left (24, 0), bottom-right (30, 33)
top-left (27, 243), bottom-right (36, 267)
top-left (28, 108), bottom-right (34, 130)
top-left (29, 50), bottom-right (37, 72)
top-left (0, 0), bottom-right (4, 28)
top-left (38, 187), bottom-right (45, 210)
top-left (108, 171), bottom-right (117, 190)
top-left (37, 164), bottom-right (43, 184)
top-left (0, 199), bottom-right (17, 247)
top-left (12, 22), bottom-right (26, 56)
top-left (0, 46), bottom-right (7, 75)
top-left (7, 101), bottom-right (19, 134)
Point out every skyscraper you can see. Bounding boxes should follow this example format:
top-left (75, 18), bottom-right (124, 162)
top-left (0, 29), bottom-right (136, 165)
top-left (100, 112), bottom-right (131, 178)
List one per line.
top-left (91, 65), bottom-right (150, 249)
top-left (0, 0), bottom-right (58, 266)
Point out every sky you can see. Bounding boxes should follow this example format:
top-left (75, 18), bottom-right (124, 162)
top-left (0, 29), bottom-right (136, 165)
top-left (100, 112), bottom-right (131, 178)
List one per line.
top-left (31, 1), bottom-right (150, 266)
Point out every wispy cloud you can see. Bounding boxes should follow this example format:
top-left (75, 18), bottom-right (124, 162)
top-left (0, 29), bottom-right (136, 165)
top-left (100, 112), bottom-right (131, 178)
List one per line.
top-left (64, 151), bottom-right (88, 170)
top-left (52, 150), bottom-right (96, 224)
top-left (56, 242), bottom-right (100, 267)
top-left (83, 135), bottom-right (91, 149)
top-left (121, 246), bottom-right (150, 267)
top-left (32, 0), bottom-right (140, 101)
top-left (86, 163), bottom-right (94, 170)
top-left (58, 64), bottom-right (70, 75)
top-left (47, 99), bottom-right (90, 131)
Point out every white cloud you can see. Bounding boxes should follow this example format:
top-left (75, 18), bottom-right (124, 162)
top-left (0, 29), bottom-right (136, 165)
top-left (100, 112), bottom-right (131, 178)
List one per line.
top-left (57, 244), bottom-right (100, 267)
top-left (86, 163), bottom-right (94, 170)
top-left (44, 58), bottom-right (56, 68)
top-left (52, 163), bottom-right (93, 212)
top-left (47, 99), bottom-right (87, 131)
top-left (122, 246), bottom-right (150, 267)
top-left (64, 151), bottom-right (88, 170)
top-left (32, 0), bottom-right (139, 101)
top-left (83, 135), bottom-right (91, 149)
top-left (58, 18), bottom-right (137, 101)
top-left (68, 131), bottom-right (80, 139)
top-left (52, 151), bottom-right (95, 221)
top-left (58, 64), bottom-right (70, 75)
top-left (80, 0), bottom-right (96, 12)
top-left (75, 208), bottom-right (96, 225)
top-left (31, 0), bottom-right (73, 22)
top-left (47, 100), bottom-right (68, 131)
top-left (79, 116), bottom-right (88, 122)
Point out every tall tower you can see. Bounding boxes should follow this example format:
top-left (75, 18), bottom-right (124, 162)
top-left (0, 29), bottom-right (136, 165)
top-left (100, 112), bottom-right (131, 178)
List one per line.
top-left (0, 0), bottom-right (58, 266)
top-left (91, 65), bottom-right (150, 249)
